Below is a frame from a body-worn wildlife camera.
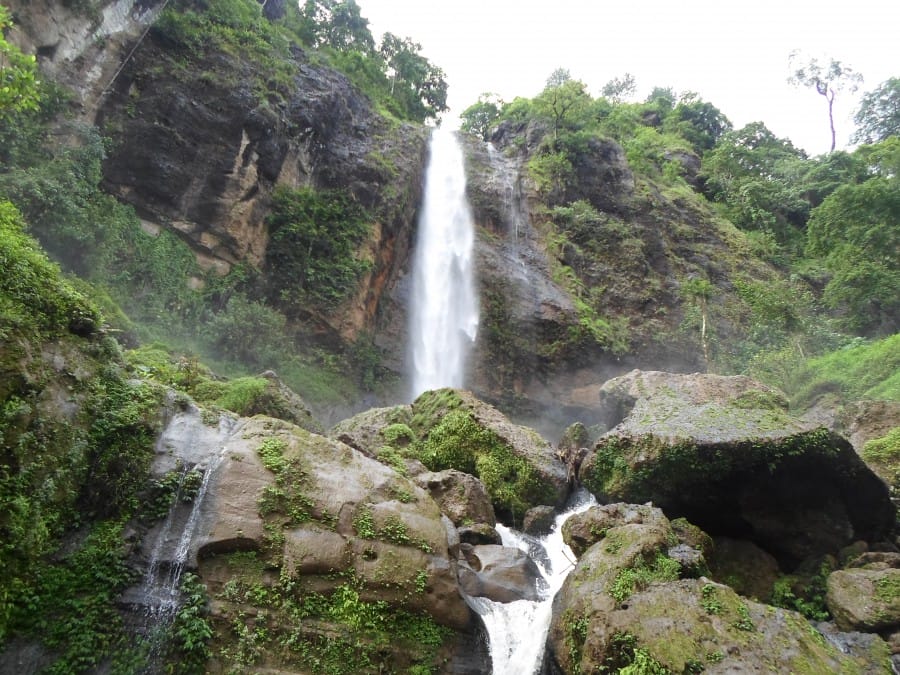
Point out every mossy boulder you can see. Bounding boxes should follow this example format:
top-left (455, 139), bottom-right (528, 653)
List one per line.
top-left (331, 388), bottom-right (569, 522)
top-left (547, 502), bottom-right (891, 674)
top-left (413, 469), bottom-right (497, 528)
top-left (579, 370), bottom-right (895, 564)
top-left (828, 554), bottom-right (900, 633)
top-left (189, 415), bottom-right (485, 673)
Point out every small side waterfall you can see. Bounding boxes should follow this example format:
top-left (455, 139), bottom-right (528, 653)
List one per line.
top-left (122, 406), bottom-right (239, 670)
top-left (466, 491), bottom-right (596, 674)
top-left (408, 127), bottom-right (479, 398)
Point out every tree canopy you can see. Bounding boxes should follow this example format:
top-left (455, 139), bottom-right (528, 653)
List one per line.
top-left (853, 78), bottom-right (900, 144)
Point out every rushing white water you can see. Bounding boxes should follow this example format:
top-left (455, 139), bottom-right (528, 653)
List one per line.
top-left (409, 127), bottom-right (479, 398)
top-left (467, 491), bottom-right (596, 674)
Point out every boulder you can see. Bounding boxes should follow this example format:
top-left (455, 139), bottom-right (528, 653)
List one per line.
top-left (329, 404), bottom-right (413, 459)
top-left (708, 537), bottom-right (780, 602)
top-left (523, 505), bottom-right (556, 536)
top-left (458, 544), bottom-right (544, 603)
top-left (457, 524), bottom-right (502, 546)
top-left (828, 560), bottom-right (900, 632)
top-left (562, 502), bottom-right (670, 559)
top-left (333, 389), bottom-right (570, 521)
top-left (412, 389), bottom-right (570, 519)
top-left (547, 500), bottom-right (890, 674)
top-left (414, 469), bottom-right (497, 527)
top-left (244, 371), bottom-right (322, 433)
top-left (579, 370), bottom-right (895, 564)
top-left (548, 578), bottom-right (891, 674)
top-left (191, 415), bottom-right (478, 642)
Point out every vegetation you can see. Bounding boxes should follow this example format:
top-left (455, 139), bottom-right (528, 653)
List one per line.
top-left (416, 404), bottom-right (557, 518)
top-left (211, 553), bottom-right (452, 674)
top-left (266, 185), bottom-right (372, 312)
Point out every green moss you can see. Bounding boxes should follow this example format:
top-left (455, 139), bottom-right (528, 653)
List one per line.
top-left (211, 561), bottom-right (454, 675)
top-left (255, 436), bottom-right (315, 528)
top-left (415, 407), bottom-right (557, 517)
top-left (586, 428), bottom-right (838, 503)
top-left (609, 553), bottom-right (681, 603)
top-left (382, 423), bottom-right (416, 446)
top-left (874, 571), bottom-right (900, 603)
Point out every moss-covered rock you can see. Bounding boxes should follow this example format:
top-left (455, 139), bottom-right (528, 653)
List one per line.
top-left (828, 557), bottom-right (900, 633)
top-left (332, 388), bottom-right (569, 522)
top-left (193, 415), bottom-right (486, 673)
top-left (579, 370), bottom-right (895, 564)
top-left (547, 502), bottom-right (891, 674)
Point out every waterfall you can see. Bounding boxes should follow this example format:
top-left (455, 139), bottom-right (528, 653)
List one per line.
top-left (409, 127), bottom-right (479, 398)
top-left (466, 491), bottom-right (596, 674)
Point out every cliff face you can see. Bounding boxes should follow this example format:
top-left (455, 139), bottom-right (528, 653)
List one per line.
top-left (9, 0), bottom-right (429, 350)
top-left (95, 21), bottom-right (429, 343)
top-left (459, 120), bottom-right (783, 433)
top-left (6, 0), bottom-right (165, 110)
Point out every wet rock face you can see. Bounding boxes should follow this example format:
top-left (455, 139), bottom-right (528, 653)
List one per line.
top-left (414, 469), bottom-right (497, 528)
top-left (578, 370), bottom-right (896, 565)
top-left (6, 0), bottom-right (165, 108)
top-left (458, 544), bottom-right (545, 603)
top-left (91, 19), bottom-right (428, 348)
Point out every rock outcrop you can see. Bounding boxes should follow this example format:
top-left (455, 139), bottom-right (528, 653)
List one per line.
top-left (187, 415), bottom-right (487, 672)
top-left (331, 388), bottom-right (569, 521)
top-left (578, 370), bottom-right (895, 564)
top-left (546, 502), bottom-right (891, 674)
top-left (828, 553), bottom-right (900, 633)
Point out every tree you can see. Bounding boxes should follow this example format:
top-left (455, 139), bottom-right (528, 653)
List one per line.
top-left (666, 92), bottom-right (732, 152)
top-left (460, 93), bottom-right (502, 141)
top-left (701, 122), bottom-right (809, 247)
top-left (788, 52), bottom-right (863, 152)
top-left (296, 0), bottom-right (374, 52)
top-left (379, 32), bottom-right (448, 122)
top-left (534, 72), bottom-right (591, 141)
top-left (601, 73), bottom-right (636, 103)
top-left (853, 77), bottom-right (900, 144)
top-left (0, 7), bottom-right (41, 119)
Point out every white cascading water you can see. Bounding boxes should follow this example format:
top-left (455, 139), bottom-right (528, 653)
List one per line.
top-left (466, 491), bottom-right (596, 674)
top-left (409, 127), bottom-right (479, 398)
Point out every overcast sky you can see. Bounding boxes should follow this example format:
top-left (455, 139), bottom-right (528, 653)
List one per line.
top-left (358, 0), bottom-right (896, 156)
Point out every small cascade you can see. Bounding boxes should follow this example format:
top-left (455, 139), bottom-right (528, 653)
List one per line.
top-left (408, 127), bottom-right (479, 398)
top-left (122, 406), bottom-right (239, 670)
top-left (466, 491), bottom-right (596, 674)
top-left (139, 450), bottom-right (224, 623)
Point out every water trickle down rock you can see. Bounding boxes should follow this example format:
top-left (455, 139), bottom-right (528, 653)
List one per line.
top-left (121, 402), bottom-right (241, 652)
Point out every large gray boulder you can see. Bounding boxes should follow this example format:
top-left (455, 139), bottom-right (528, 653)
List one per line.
top-left (458, 544), bottom-right (544, 603)
top-left (578, 370), bottom-right (895, 564)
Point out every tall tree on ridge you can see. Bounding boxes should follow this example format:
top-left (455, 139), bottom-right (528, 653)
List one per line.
top-left (788, 52), bottom-right (863, 152)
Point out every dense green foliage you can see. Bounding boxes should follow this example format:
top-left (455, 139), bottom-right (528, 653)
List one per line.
top-left (266, 185), bottom-right (371, 311)
top-left (779, 334), bottom-right (900, 408)
top-left (418, 407), bottom-right (557, 518)
top-left (854, 78), bottom-right (900, 144)
top-left (0, 7), bottom-right (41, 118)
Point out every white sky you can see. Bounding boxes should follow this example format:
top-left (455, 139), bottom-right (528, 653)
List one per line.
top-left (358, 0), bottom-right (897, 156)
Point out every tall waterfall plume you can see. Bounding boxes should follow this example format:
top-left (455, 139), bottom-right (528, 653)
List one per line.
top-left (409, 128), bottom-right (479, 398)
